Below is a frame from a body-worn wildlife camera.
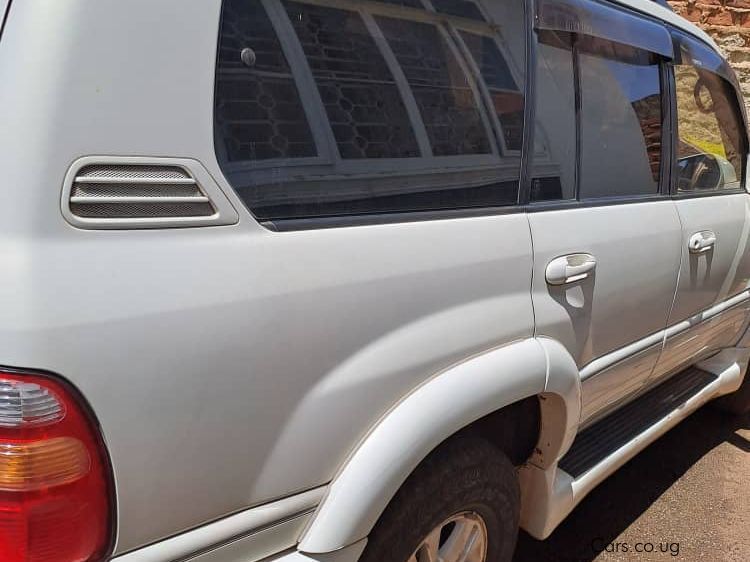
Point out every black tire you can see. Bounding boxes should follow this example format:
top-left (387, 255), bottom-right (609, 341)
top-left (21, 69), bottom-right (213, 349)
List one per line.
top-left (359, 435), bottom-right (520, 562)
top-left (714, 371), bottom-right (750, 415)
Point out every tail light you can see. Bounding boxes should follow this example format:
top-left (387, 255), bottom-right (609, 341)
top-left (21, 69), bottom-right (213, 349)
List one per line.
top-left (0, 370), bottom-right (113, 562)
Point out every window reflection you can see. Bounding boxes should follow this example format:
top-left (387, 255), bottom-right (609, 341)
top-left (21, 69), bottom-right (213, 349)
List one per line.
top-left (675, 64), bottom-right (744, 191)
top-left (578, 38), bottom-right (662, 199)
top-left (531, 33), bottom-right (663, 201)
top-left (284, 2), bottom-right (420, 159)
top-left (215, 0), bottom-right (317, 161)
top-left (215, 0), bottom-right (527, 221)
top-left (376, 16), bottom-right (492, 156)
top-left (531, 31), bottom-right (576, 202)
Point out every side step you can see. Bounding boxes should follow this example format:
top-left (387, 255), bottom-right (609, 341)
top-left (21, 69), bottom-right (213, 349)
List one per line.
top-left (559, 367), bottom-right (717, 478)
top-left (519, 349), bottom-right (749, 540)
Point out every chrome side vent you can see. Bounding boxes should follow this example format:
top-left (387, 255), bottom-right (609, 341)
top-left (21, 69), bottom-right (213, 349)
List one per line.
top-left (70, 165), bottom-right (214, 219)
top-left (63, 157), bottom-right (239, 229)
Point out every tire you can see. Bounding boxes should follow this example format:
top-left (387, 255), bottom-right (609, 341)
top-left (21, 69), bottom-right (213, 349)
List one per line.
top-left (714, 370), bottom-right (750, 415)
top-left (359, 435), bottom-right (520, 562)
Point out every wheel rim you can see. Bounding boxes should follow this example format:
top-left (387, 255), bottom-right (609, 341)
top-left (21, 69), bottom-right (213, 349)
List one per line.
top-left (408, 511), bottom-right (488, 562)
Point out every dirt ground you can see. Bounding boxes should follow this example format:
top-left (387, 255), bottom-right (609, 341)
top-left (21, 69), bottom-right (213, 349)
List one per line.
top-left (513, 407), bottom-right (750, 562)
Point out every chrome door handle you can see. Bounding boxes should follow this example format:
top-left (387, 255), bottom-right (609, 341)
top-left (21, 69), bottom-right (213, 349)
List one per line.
top-left (546, 253), bottom-right (597, 286)
top-left (689, 230), bottom-right (716, 254)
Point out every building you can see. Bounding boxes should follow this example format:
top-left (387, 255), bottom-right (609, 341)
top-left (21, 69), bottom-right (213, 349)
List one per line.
top-left (669, 0), bottom-right (750, 109)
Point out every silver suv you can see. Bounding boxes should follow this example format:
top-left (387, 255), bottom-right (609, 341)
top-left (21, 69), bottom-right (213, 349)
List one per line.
top-left (0, 1), bottom-right (748, 561)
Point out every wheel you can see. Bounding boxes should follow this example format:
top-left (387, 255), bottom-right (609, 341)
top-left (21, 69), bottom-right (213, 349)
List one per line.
top-left (714, 369), bottom-right (750, 415)
top-left (359, 435), bottom-right (520, 562)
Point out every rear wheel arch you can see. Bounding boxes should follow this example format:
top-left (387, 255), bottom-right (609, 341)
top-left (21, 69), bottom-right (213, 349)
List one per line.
top-left (298, 337), bottom-right (582, 554)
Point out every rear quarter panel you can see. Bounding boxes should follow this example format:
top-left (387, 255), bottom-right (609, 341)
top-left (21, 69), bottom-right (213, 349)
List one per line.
top-left (0, 0), bottom-right (534, 553)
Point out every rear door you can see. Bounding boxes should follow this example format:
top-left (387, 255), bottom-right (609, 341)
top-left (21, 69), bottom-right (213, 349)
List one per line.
top-left (528, 0), bottom-right (683, 426)
top-left (650, 31), bottom-right (750, 383)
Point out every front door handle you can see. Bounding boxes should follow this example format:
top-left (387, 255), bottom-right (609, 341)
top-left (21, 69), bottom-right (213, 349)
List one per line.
top-left (546, 253), bottom-right (597, 286)
top-left (689, 230), bottom-right (716, 254)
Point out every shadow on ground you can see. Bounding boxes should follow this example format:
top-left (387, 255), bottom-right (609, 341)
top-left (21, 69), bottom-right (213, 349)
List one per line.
top-left (513, 406), bottom-right (750, 561)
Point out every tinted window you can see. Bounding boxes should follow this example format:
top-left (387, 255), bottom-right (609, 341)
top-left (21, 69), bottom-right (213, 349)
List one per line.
top-left (376, 16), bottom-right (492, 156)
top-left (374, 0), bottom-right (423, 7)
top-left (674, 61), bottom-right (746, 192)
top-left (461, 31), bottom-right (524, 151)
top-left (530, 31), bottom-right (576, 202)
top-left (215, 0), bottom-right (317, 161)
top-left (432, 0), bottom-right (487, 22)
top-left (578, 37), bottom-right (662, 199)
top-left (283, 2), bottom-right (420, 159)
top-left (214, 0), bottom-right (526, 222)
top-left (531, 31), bottom-right (664, 202)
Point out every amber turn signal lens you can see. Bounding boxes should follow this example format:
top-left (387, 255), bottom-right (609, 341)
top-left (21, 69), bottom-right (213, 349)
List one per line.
top-left (0, 437), bottom-right (90, 491)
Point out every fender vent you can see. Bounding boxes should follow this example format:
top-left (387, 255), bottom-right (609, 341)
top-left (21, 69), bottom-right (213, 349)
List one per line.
top-left (69, 165), bottom-right (215, 219)
top-left (62, 158), bottom-right (239, 229)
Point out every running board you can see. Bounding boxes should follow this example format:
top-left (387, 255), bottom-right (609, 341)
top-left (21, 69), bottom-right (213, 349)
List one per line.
top-left (519, 348), bottom-right (750, 540)
top-left (559, 367), bottom-right (717, 478)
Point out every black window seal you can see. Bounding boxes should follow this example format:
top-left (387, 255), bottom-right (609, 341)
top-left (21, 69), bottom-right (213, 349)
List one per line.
top-left (519, 0), bottom-right (537, 205)
top-left (527, 193), bottom-right (672, 213)
top-left (0, 0), bottom-right (11, 41)
top-left (666, 56), bottom-right (679, 197)
top-left (571, 34), bottom-right (582, 202)
top-left (672, 188), bottom-right (748, 200)
top-left (262, 204), bottom-right (523, 232)
top-left (659, 57), bottom-right (674, 197)
top-left (264, 193), bottom-right (679, 232)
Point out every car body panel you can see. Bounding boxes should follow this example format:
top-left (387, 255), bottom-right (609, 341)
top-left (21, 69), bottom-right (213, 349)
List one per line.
top-left (0, 1), bottom-right (534, 550)
top-left (651, 194), bottom-right (750, 385)
top-left (0, 0), bottom-right (745, 560)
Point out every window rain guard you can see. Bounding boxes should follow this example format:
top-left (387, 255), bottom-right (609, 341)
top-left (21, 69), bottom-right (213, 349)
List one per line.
top-left (535, 0), bottom-right (673, 58)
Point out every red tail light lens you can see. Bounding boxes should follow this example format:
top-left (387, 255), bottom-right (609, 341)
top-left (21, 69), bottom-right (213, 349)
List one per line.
top-left (0, 371), bottom-right (113, 562)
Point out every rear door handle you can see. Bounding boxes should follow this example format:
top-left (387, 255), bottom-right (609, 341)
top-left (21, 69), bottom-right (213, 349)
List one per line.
top-left (546, 253), bottom-right (597, 286)
top-left (689, 230), bottom-right (716, 254)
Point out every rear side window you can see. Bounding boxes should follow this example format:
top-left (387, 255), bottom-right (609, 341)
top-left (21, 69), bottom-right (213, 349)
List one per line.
top-left (215, 1), bottom-right (317, 161)
top-left (673, 35), bottom-right (747, 193)
top-left (283, 3), bottom-right (420, 159)
top-left (214, 0), bottom-right (526, 224)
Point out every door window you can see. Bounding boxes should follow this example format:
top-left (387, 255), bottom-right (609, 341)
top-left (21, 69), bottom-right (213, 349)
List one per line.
top-left (578, 37), bottom-right (663, 200)
top-left (673, 37), bottom-right (747, 193)
top-left (530, 31), bottom-right (576, 202)
top-left (530, 26), bottom-right (665, 201)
